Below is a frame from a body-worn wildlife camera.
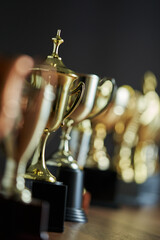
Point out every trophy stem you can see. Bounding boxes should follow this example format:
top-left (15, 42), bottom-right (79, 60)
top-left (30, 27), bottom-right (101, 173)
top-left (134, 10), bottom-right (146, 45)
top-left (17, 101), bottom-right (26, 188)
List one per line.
top-left (24, 130), bottom-right (56, 183)
top-left (59, 120), bottom-right (73, 156)
top-left (47, 119), bottom-right (77, 169)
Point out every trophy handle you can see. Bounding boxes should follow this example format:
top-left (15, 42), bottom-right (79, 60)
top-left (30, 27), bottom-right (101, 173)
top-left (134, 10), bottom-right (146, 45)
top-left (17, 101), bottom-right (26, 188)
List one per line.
top-left (63, 81), bottom-right (85, 122)
top-left (99, 77), bottom-right (117, 101)
top-left (89, 78), bottom-right (117, 119)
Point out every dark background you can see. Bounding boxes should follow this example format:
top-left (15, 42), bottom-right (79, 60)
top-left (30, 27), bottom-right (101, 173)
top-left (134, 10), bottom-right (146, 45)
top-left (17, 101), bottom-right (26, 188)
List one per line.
top-left (1, 0), bottom-right (160, 91)
top-left (0, 0), bottom-right (160, 158)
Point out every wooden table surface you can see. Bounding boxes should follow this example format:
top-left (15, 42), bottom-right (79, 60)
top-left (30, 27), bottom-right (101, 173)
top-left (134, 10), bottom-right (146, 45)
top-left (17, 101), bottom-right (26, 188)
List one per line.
top-left (48, 205), bottom-right (160, 240)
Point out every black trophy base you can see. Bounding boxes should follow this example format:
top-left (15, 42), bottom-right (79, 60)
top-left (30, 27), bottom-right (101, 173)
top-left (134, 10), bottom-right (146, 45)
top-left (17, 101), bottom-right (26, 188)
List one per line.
top-left (47, 165), bottom-right (88, 223)
top-left (65, 207), bottom-right (88, 223)
top-left (0, 193), bottom-right (49, 240)
top-left (25, 179), bottom-right (67, 233)
top-left (84, 167), bottom-right (118, 208)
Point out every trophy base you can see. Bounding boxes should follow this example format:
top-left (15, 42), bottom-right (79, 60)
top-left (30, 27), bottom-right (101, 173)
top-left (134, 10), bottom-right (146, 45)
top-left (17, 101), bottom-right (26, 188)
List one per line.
top-left (0, 193), bottom-right (49, 240)
top-left (84, 167), bottom-right (118, 208)
top-left (25, 179), bottom-right (67, 233)
top-left (0, 233), bottom-right (49, 240)
top-left (47, 164), bottom-right (88, 223)
top-left (65, 207), bottom-right (87, 223)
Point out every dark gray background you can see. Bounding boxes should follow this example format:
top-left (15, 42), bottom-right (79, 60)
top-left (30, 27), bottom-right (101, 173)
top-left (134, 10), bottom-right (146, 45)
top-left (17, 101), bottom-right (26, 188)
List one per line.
top-left (0, 0), bottom-right (160, 91)
top-left (0, 0), bottom-right (160, 159)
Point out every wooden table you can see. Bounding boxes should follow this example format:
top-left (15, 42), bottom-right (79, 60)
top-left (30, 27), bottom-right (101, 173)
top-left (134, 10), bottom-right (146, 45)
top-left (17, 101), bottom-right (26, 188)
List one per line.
top-left (48, 205), bottom-right (160, 240)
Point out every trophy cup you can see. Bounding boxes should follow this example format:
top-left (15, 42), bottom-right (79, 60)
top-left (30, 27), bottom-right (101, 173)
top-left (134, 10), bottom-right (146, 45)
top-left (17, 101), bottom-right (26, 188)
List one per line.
top-left (133, 71), bottom-right (160, 184)
top-left (47, 74), bottom-right (115, 222)
top-left (112, 88), bottom-right (141, 183)
top-left (85, 85), bottom-right (133, 170)
top-left (23, 30), bottom-right (84, 232)
top-left (0, 55), bottom-right (57, 239)
top-left (113, 72), bottom-right (160, 184)
top-left (70, 85), bottom-right (132, 207)
top-left (112, 73), bottom-right (160, 206)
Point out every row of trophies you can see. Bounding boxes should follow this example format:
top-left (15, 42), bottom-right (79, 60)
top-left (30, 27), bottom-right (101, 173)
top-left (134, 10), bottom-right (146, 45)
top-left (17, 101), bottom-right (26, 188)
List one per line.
top-left (0, 29), bottom-right (160, 239)
top-left (71, 70), bottom-right (160, 184)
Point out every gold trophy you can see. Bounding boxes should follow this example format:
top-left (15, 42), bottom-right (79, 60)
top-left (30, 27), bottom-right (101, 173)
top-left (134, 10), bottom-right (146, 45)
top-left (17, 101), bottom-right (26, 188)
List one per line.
top-left (85, 85), bottom-right (133, 170)
top-left (0, 55), bottom-right (57, 239)
top-left (112, 72), bottom-right (160, 184)
top-left (69, 85), bottom-right (134, 207)
top-left (69, 79), bottom-right (118, 169)
top-left (111, 73), bottom-right (160, 207)
top-left (46, 74), bottom-right (115, 222)
top-left (112, 88), bottom-right (141, 183)
top-left (133, 71), bottom-right (160, 184)
top-left (23, 30), bottom-right (85, 232)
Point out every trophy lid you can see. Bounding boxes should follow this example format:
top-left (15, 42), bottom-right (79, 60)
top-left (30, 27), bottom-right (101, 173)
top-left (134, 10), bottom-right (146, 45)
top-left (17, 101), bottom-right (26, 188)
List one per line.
top-left (46, 29), bottom-right (76, 76)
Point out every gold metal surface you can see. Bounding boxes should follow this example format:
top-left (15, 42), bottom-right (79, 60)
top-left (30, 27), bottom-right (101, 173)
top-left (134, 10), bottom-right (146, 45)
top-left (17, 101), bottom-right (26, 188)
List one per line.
top-left (133, 72), bottom-right (160, 183)
top-left (24, 30), bottom-right (85, 182)
top-left (69, 74), bottom-right (100, 123)
top-left (69, 79), bottom-right (117, 170)
top-left (112, 72), bottom-right (160, 183)
top-left (85, 122), bottom-right (110, 170)
top-left (82, 85), bottom-right (132, 170)
top-left (23, 130), bottom-right (56, 182)
top-left (46, 73), bottom-right (100, 169)
top-left (45, 29), bottom-right (77, 75)
top-left (112, 88), bottom-right (142, 182)
top-left (87, 78), bottom-right (116, 119)
top-left (47, 75), bottom-right (115, 170)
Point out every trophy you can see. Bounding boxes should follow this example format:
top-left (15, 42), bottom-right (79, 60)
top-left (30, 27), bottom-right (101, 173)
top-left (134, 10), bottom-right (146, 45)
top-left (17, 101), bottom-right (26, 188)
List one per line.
top-left (69, 84), bottom-right (133, 207)
top-left (112, 73), bottom-right (160, 206)
top-left (112, 87), bottom-right (141, 183)
top-left (70, 79), bottom-right (118, 168)
top-left (133, 71), bottom-right (160, 184)
top-left (47, 74), bottom-right (115, 222)
top-left (23, 30), bottom-right (84, 232)
top-left (112, 72), bottom-right (160, 183)
top-left (85, 85), bottom-right (133, 170)
top-left (0, 55), bottom-right (57, 239)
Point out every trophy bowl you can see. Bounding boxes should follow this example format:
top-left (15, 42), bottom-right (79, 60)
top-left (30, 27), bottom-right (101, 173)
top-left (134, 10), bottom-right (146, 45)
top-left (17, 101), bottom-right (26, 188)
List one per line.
top-left (0, 56), bottom-right (56, 239)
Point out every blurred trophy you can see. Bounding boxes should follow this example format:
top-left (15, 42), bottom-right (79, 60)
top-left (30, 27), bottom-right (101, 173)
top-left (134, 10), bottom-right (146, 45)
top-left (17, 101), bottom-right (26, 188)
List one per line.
top-left (85, 85), bottom-right (133, 170)
top-left (113, 72), bottom-right (160, 184)
top-left (23, 30), bottom-right (84, 232)
top-left (47, 74), bottom-right (115, 222)
top-left (112, 87), bottom-right (141, 183)
top-left (133, 71), bottom-right (160, 184)
top-left (0, 55), bottom-right (56, 239)
top-left (70, 85), bottom-right (133, 206)
top-left (112, 72), bottom-right (160, 207)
